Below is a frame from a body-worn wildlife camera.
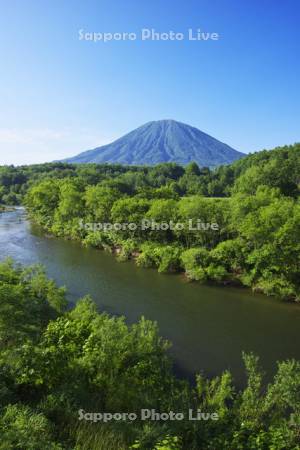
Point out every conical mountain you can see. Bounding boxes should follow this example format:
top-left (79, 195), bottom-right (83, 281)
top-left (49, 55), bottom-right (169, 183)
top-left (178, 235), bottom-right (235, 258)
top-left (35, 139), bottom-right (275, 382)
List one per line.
top-left (64, 120), bottom-right (244, 167)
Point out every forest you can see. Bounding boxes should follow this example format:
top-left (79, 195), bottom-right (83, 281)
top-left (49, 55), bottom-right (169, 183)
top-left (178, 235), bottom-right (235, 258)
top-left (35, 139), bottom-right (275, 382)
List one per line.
top-left (1, 144), bottom-right (300, 448)
top-left (0, 143), bottom-right (299, 203)
top-left (0, 143), bottom-right (300, 301)
top-left (1, 259), bottom-right (300, 449)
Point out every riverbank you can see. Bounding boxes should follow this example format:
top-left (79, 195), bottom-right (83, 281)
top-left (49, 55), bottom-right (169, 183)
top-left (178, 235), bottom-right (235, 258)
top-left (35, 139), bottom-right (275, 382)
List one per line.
top-left (29, 214), bottom-right (298, 303)
top-left (0, 205), bottom-right (16, 212)
top-left (25, 174), bottom-right (300, 303)
top-left (2, 207), bottom-right (300, 385)
top-left (2, 258), bottom-right (300, 450)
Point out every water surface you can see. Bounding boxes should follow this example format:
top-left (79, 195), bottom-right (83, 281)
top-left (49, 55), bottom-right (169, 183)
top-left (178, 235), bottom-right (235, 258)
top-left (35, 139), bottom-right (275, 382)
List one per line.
top-left (1, 208), bottom-right (300, 384)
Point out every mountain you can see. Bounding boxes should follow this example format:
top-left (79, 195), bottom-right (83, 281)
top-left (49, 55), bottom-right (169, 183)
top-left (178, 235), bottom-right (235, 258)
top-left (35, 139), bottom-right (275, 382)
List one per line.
top-left (63, 120), bottom-right (245, 167)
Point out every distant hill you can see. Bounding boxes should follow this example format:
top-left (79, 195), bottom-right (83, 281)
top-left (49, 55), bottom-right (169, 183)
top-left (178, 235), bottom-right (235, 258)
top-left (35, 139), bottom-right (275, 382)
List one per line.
top-left (63, 120), bottom-right (245, 167)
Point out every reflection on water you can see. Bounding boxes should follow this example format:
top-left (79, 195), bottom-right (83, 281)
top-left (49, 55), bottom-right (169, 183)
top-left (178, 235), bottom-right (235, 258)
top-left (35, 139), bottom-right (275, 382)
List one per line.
top-left (1, 208), bottom-right (300, 384)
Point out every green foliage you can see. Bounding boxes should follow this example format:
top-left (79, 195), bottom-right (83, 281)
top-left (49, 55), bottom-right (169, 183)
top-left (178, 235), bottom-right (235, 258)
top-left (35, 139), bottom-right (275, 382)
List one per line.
top-left (2, 146), bottom-right (300, 449)
top-left (4, 143), bottom-right (300, 301)
top-left (136, 242), bottom-right (158, 268)
top-left (153, 245), bottom-right (182, 273)
top-left (0, 404), bottom-right (63, 450)
top-left (181, 248), bottom-right (210, 281)
top-left (131, 434), bottom-right (181, 450)
top-left (25, 179), bottom-right (60, 228)
top-left (1, 262), bottom-right (300, 449)
top-left (84, 185), bottom-right (121, 222)
top-left (137, 243), bottom-right (182, 273)
top-left (115, 239), bottom-right (138, 261)
top-left (0, 260), bottom-right (66, 352)
top-left (75, 423), bottom-right (128, 450)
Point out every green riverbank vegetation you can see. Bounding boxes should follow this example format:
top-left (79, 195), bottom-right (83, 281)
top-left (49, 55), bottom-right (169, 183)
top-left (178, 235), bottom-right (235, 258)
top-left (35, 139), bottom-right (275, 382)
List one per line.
top-left (1, 259), bottom-right (300, 449)
top-left (19, 144), bottom-right (300, 301)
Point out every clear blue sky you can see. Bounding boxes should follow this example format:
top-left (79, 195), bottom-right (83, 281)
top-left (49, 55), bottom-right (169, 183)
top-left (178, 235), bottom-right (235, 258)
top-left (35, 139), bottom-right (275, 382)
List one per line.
top-left (0, 0), bottom-right (299, 165)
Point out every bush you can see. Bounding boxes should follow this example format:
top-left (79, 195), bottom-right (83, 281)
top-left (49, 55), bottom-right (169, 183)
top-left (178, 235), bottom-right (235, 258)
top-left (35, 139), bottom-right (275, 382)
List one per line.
top-left (136, 243), bottom-right (158, 268)
top-left (206, 264), bottom-right (228, 283)
top-left (181, 248), bottom-right (210, 281)
top-left (0, 404), bottom-right (62, 450)
top-left (116, 239), bottom-right (138, 262)
top-left (153, 245), bottom-right (182, 273)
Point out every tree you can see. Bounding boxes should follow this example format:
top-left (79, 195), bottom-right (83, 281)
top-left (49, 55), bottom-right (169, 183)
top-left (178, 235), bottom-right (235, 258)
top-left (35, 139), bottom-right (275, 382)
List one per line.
top-left (84, 185), bottom-right (121, 222)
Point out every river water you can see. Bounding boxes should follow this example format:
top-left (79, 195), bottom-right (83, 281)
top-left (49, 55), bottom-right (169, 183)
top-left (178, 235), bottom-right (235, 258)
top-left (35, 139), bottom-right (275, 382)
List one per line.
top-left (1, 208), bottom-right (300, 384)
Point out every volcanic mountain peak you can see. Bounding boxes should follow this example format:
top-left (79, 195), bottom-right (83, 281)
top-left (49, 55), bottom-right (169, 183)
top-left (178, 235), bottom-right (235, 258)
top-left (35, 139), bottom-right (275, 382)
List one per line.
top-left (63, 119), bottom-right (244, 167)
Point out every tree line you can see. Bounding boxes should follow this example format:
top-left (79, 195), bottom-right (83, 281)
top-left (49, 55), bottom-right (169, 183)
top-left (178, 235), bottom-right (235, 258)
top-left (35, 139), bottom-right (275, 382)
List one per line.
top-left (1, 143), bottom-right (299, 204)
top-left (19, 143), bottom-right (300, 301)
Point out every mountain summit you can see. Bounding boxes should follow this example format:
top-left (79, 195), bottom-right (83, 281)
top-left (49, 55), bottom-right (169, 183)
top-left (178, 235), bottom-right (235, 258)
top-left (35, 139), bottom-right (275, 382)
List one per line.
top-left (63, 120), bottom-right (244, 167)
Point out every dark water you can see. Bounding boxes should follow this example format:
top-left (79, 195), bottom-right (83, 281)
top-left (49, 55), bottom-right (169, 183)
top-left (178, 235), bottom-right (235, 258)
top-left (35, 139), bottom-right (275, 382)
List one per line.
top-left (1, 208), bottom-right (300, 384)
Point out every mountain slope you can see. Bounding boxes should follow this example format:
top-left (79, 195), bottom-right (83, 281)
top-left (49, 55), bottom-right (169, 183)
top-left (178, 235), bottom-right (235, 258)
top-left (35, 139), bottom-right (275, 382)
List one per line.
top-left (64, 120), bottom-right (245, 167)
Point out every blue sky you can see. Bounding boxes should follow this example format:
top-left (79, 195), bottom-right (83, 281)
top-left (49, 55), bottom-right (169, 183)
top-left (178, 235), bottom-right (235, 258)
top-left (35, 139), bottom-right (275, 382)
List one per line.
top-left (0, 0), bottom-right (299, 165)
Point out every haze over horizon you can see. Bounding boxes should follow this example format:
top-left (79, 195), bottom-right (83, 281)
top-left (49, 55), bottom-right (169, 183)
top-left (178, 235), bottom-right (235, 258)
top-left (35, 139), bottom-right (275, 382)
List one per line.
top-left (0, 0), bottom-right (299, 165)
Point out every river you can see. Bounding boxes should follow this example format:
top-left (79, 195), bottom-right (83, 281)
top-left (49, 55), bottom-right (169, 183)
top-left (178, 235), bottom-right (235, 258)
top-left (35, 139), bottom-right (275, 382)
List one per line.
top-left (1, 208), bottom-right (300, 384)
